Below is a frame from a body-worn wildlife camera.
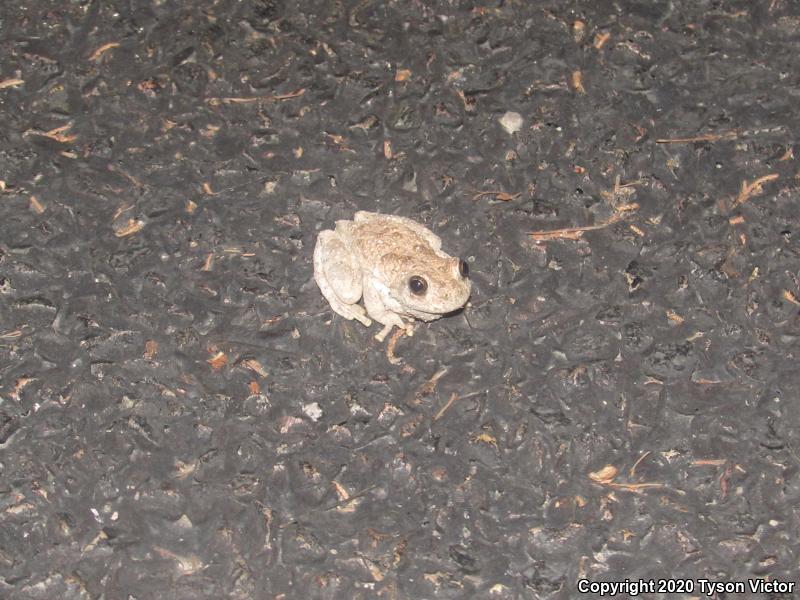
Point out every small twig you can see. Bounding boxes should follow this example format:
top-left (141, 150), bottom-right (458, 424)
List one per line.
top-left (570, 70), bottom-right (586, 94)
top-left (531, 174), bottom-right (640, 241)
top-left (29, 196), bottom-right (45, 214)
top-left (113, 218), bottom-right (145, 238)
top-left (413, 367), bottom-right (448, 402)
top-left (607, 481), bottom-right (667, 492)
top-left (530, 211), bottom-right (629, 241)
top-left (386, 328), bottom-right (404, 365)
top-left (112, 204), bottom-right (134, 221)
top-left (324, 484), bottom-right (376, 512)
top-left (0, 78), bottom-right (24, 90)
top-left (589, 463), bottom-right (668, 493)
top-left (433, 393), bottom-right (459, 421)
top-left (730, 173), bottom-right (779, 208)
top-left (656, 130), bottom-right (738, 144)
top-left (206, 88), bottom-right (306, 106)
top-left (89, 42), bottom-right (120, 61)
top-left (783, 289), bottom-right (800, 306)
top-left (108, 165), bottom-right (144, 188)
top-left (471, 190), bottom-right (521, 202)
top-left (600, 174), bottom-right (643, 207)
top-left (593, 32), bottom-right (611, 49)
top-left (690, 459), bottom-right (726, 467)
top-left (24, 123), bottom-right (77, 143)
top-left (323, 132), bottom-right (355, 153)
top-left (628, 451), bottom-right (651, 479)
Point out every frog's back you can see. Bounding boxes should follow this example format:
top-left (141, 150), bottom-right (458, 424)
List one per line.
top-left (348, 215), bottom-right (432, 262)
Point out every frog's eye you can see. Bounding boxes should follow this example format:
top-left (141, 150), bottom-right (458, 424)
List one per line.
top-left (408, 275), bottom-right (428, 295)
top-left (458, 259), bottom-right (469, 278)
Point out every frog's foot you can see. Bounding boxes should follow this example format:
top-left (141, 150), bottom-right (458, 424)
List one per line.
top-left (374, 324), bottom-right (393, 342)
top-left (374, 320), bottom-right (414, 342)
top-left (336, 302), bottom-right (373, 327)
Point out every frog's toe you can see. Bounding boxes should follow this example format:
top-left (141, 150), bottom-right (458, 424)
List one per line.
top-left (354, 312), bottom-right (373, 327)
top-left (343, 304), bottom-right (372, 327)
top-left (374, 323), bottom-right (394, 342)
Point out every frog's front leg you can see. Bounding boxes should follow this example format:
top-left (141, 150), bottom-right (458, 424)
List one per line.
top-left (314, 230), bottom-right (372, 327)
top-left (362, 278), bottom-right (414, 341)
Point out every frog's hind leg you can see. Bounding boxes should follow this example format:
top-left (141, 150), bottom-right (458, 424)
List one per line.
top-left (362, 278), bottom-right (414, 342)
top-left (314, 230), bottom-right (372, 326)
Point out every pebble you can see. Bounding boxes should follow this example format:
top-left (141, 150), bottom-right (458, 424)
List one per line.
top-left (499, 111), bottom-right (523, 134)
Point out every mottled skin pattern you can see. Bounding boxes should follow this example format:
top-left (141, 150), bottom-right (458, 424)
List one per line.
top-left (314, 211), bottom-right (471, 341)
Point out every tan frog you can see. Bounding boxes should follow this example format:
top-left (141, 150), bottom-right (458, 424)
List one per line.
top-left (313, 211), bottom-right (471, 341)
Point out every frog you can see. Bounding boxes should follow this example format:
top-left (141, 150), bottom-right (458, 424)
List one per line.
top-left (313, 211), bottom-right (471, 341)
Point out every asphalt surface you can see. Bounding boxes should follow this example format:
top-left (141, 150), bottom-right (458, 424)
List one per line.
top-left (1, 1), bottom-right (799, 598)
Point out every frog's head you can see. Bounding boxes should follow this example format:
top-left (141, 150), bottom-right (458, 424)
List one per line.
top-left (383, 254), bottom-right (471, 319)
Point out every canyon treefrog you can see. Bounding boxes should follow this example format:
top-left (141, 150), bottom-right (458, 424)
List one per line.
top-left (314, 211), bottom-right (471, 341)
